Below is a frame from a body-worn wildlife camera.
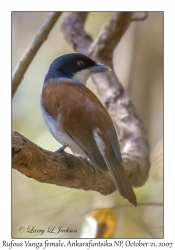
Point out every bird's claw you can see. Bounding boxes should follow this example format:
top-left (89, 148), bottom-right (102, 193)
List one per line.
top-left (55, 144), bottom-right (68, 153)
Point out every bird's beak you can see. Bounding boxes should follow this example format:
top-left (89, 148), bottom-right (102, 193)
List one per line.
top-left (89, 62), bottom-right (111, 73)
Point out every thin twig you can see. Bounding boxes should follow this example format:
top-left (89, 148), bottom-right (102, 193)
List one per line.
top-left (132, 11), bottom-right (148, 22)
top-left (12, 12), bottom-right (62, 97)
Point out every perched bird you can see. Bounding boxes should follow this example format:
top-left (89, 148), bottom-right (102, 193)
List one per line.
top-left (40, 53), bottom-right (137, 207)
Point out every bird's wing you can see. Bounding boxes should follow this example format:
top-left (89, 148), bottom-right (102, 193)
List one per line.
top-left (41, 80), bottom-right (108, 171)
top-left (67, 132), bottom-right (108, 171)
top-left (42, 81), bottom-right (137, 206)
top-left (68, 117), bottom-right (137, 207)
top-left (107, 125), bottom-right (122, 161)
top-left (98, 122), bottom-right (137, 206)
top-left (104, 155), bottom-right (137, 206)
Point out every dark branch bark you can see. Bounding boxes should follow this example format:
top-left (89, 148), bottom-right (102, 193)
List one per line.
top-left (12, 132), bottom-right (116, 195)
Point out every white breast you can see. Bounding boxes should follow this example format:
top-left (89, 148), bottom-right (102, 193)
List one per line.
top-left (40, 99), bottom-right (87, 157)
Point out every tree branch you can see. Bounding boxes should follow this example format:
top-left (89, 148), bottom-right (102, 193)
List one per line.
top-left (12, 132), bottom-right (116, 195)
top-left (12, 12), bottom-right (62, 97)
top-left (12, 12), bottom-right (150, 193)
top-left (131, 11), bottom-right (148, 22)
top-left (61, 12), bottom-right (150, 187)
top-left (61, 12), bottom-right (92, 54)
top-left (88, 12), bottom-right (134, 67)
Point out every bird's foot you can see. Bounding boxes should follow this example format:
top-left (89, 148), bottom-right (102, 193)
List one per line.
top-left (77, 156), bottom-right (87, 160)
top-left (55, 144), bottom-right (68, 153)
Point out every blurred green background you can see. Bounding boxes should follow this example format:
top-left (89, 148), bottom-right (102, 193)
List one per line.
top-left (12, 12), bottom-right (163, 238)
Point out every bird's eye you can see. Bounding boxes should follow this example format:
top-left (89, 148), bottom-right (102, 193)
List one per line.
top-left (77, 60), bottom-right (85, 69)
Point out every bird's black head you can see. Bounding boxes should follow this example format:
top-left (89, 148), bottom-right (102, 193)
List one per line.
top-left (44, 53), bottom-right (110, 85)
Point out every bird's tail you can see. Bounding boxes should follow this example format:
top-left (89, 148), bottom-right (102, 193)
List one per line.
top-left (104, 156), bottom-right (137, 207)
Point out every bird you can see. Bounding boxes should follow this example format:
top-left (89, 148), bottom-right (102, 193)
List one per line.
top-left (40, 53), bottom-right (137, 207)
